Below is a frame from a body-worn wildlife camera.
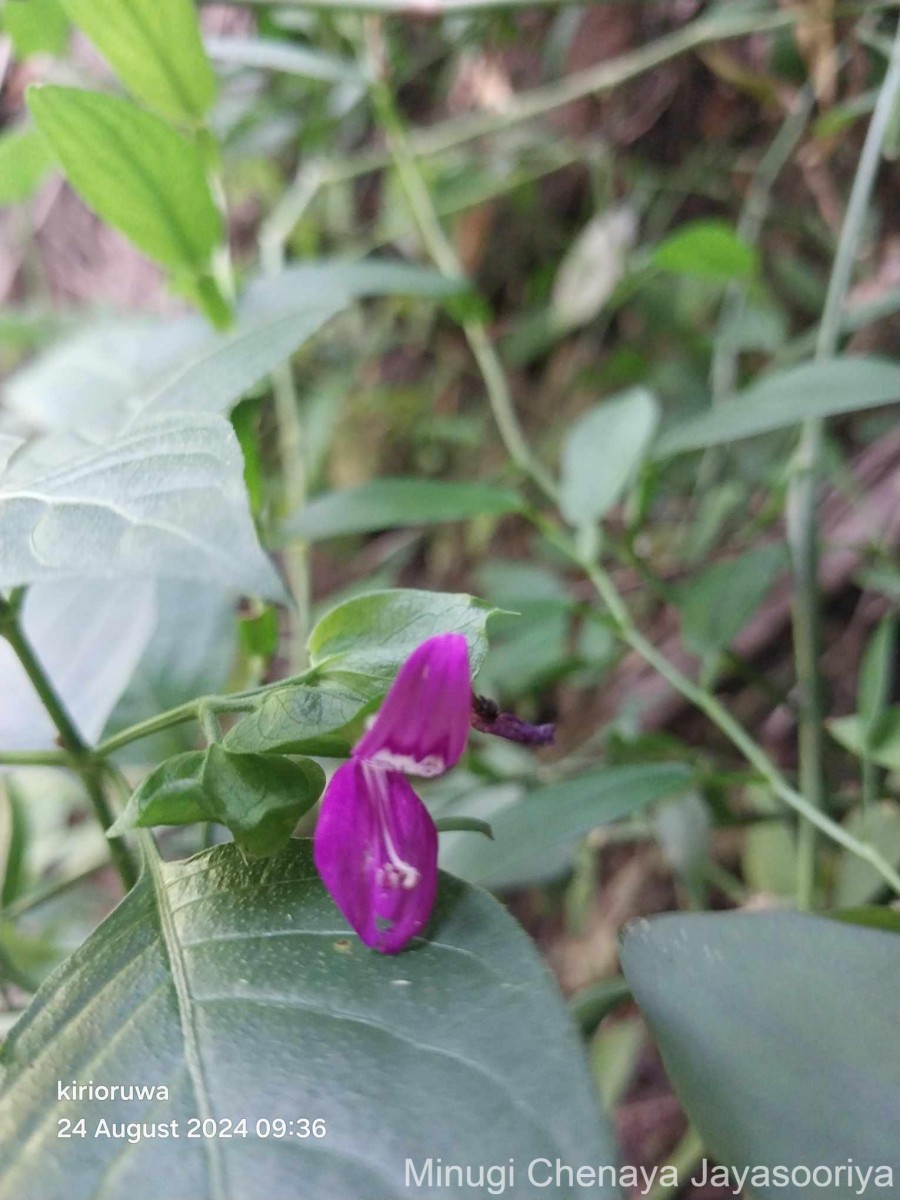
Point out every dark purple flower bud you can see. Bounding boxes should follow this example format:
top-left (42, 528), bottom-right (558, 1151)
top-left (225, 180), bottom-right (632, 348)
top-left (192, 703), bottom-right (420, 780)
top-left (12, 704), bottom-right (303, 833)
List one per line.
top-left (471, 693), bottom-right (555, 746)
top-left (313, 759), bottom-right (438, 955)
top-left (353, 632), bottom-right (471, 777)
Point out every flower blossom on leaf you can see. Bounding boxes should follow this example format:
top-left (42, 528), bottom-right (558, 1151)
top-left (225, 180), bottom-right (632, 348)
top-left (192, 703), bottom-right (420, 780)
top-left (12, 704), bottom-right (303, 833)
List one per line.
top-left (314, 633), bottom-right (471, 954)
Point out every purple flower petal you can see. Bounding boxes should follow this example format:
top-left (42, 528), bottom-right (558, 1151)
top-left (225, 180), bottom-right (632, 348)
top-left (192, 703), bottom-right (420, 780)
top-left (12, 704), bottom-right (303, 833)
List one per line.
top-left (352, 633), bottom-right (471, 777)
top-left (313, 759), bottom-right (438, 954)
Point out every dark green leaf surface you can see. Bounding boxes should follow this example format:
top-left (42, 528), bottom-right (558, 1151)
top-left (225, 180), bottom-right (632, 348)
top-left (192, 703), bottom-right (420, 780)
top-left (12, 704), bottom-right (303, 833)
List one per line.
top-left (200, 748), bottom-right (325, 857)
top-left (60, 0), bottom-right (216, 123)
top-left (110, 750), bottom-right (325, 857)
top-left (621, 911), bottom-right (900, 1198)
top-left (28, 86), bottom-right (221, 274)
top-left (654, 357), bottom-right (900, 458)
top-left (0, 841), bottom-right (618, 1199)
top-left (291, 478), bottom-right (523, 540)
top-left (677, 543), bottom-right (785, 657)
top-left (309, 589), bottom-right (495, 680)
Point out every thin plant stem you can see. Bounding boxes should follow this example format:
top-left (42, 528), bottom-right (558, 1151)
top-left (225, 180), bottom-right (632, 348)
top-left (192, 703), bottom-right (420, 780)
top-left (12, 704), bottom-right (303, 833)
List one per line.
top-left (259, 182), bottom-right (318, 672)
top-left (0, 598), bottom-right (137, 891)
top-left (791, 17), bottom-right (900, 909)
top-left (370, 42), bottom-right (900, 898)
top-left (365, 24), bottom-right (558, 500)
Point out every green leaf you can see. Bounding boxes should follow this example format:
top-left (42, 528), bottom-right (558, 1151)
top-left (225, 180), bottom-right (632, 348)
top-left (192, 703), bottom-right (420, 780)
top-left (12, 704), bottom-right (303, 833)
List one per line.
top-left (858, 614), bottom-right (898, 743)
top-left (559, 388), bottom-right (659, 526)
top-left (433, 816), bottom-right (494, 839)
top-left (0, 414), bottom-right (285, 600)
top-left (59, 0), bottom-right (216, 123)
top-left (0, 841), bottom-right (618, 1199)
top-left (28, 86), bottom-right (222, 275)
top-left (8, 263), bottom-right (460, 440)
top-left (835, 805), bottom-right (900, 907)
top-left (438, 762), bottom-right (693, 890)
top-left (3, 0), bottom-right (69, 58)
top-left (651, 219), bottom-right (758, 282)
top-left (109, 751), bottom-right (209, 832)
top-left (677, 543), bottom-right (785, 657)
top-left (204, 35), bottom-right (361, 84)
top-left (622, 911), bottom-right (900, 1198)
top-left (201, 747), bottom-right (325, 857)
top-left (225, 677), bottom-right (379, 755)
top-left (0, 127), bottom-right (55, 205)
top-left (829, 708), bottom-right (900, 771)
top-left (110, 749), bottom-right (325, 857)
top-left (561, 391), bottom-right (657, 528)
top-left (309, 588), bottom-right (496, 681)
top-left (654, 357), bottom-right (900, 458)
top-left (292, 478), bottom-right (524, 540)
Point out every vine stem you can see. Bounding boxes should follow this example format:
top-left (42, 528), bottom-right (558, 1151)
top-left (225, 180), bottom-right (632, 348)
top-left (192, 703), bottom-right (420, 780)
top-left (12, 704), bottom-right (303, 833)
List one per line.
top-left (370, 31), bottom-right (900, 899)
top-left (790, 16), bottom-right (900, 909)
top-left (0, 597), bottom-right (137, 891)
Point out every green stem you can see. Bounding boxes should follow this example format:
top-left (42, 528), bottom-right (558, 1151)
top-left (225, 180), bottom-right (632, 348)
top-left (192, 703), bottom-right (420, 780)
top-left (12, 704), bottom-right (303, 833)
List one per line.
top-left (791, 17), bottom-right (900, 909)
top-left (365, 25), bottom-right (558, 501)
top-left (0, 598), bottom-right (137, 891)
top-left (259, 179), bottom-right (316, 672)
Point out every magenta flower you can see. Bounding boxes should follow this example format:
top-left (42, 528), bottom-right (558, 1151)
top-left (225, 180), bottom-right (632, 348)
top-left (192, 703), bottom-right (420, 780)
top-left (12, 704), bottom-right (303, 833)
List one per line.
top-left (314, 633), bottom-right (471, 954)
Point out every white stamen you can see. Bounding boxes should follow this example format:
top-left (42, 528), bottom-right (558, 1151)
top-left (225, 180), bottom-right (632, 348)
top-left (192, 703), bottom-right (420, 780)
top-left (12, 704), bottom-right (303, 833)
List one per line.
top-left (366, 764), bottom-right (422, 891)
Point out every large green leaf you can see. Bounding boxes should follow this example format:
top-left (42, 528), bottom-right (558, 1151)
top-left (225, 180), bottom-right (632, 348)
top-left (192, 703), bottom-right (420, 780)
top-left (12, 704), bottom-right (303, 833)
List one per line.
top-left (437, 763), bottom-right (693, 889)
top-left (559, 389), bottom-right (659, 527)
top-left (7, 263), bottom-right (460, 440)
top-left (0, 841), bottom-right (618, 1199)
top-left (309, 589), bottom-right (495, 680)
top-left (60, 0), bottom-right (216, 123)
top-left (28, 86), bottom-right (221, 275)
top-left (654, 357), bottom-right (900, 458)
top-left (292, 478), bottom-right (524, 540)
top-left (3, 0), bottom-right (68, 58)
top-left (0, 414), bottom-right (284, 599)
top-left (621, 911), bottom-right (900, 1199)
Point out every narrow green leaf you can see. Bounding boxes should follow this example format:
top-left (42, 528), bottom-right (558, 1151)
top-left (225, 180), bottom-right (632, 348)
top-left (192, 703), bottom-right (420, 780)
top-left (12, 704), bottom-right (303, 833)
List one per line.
top-left (439, 762), bottom-right (693, 890)
top-left (858, 614), bottom-right (898, 742)
top-left (292, 478), bottom-right (524, 540)
top-left (653, 357), bottom-right (900, 458)
top-left (59, 0), bottom-right (216, 122)
top-left (622, 912), bottom-right (900, 1197)
top-left (0, 841), bottom-right (618, 1199)
top-left (652, 219), bottom-right (758, 281)
top-left (0, 127), bottom-right (55, 205)
top-left (204, 35), bottom-right (361, 84)
top-left (309, 588), bottom-right (496, 681)
top-left (28, 86), bottom-right (222, 275)
top-left (559, 388), bottom-right (659, 526)
top-left (677, 544), bottom-right (786, 657)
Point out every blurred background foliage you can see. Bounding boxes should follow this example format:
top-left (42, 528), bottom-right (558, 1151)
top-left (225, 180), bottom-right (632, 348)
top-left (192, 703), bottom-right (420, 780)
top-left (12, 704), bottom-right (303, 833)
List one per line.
top-left (3, 0), bottom-right (900, 1193)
